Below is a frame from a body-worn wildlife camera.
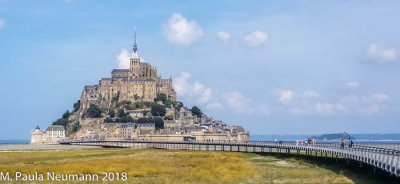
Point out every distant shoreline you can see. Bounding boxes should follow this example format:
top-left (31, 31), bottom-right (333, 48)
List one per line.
top-left (0, 140), bottom-right (30, 145)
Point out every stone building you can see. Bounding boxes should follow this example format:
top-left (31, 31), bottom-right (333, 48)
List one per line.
top-left (127, 110), bottom-right (144, 119)
top-left (31, 125), bottom-right (66, 144)
top-left (80, 32), bottom-right (176, 112)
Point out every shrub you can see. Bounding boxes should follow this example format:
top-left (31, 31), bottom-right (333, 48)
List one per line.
top-left (116, 116), bottom-right (134, 123)
top-left (151, 104), bottom-right (166, 116)
top-left (166, 114), bottom-right (174, 120)
top-left (154, 93), bottom-right (167, 103)
top-left (111, 92), bottom-right (120, 104)
top-left (73, 100), bottom-right (80, 112)
top-left (86, 104), bottom-right (102, 118)
top-left (108, 109), bottom-right (115, 118)
top-left (71, 123), bottom-right (81, 133)
top-left (104, 117), bottom-right (114, 123)
top-left (117, 108), bottom-right (127, 117)
top-left (137, 117), bottom-right (151, 124)
top-left (62, 110), bottom-right (71, 119)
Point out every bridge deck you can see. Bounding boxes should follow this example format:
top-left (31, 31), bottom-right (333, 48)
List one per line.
top-left (59, 140), bottom-right (400, 177)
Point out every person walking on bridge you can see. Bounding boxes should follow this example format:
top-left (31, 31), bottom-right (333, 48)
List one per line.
top-left (340, 139), bottom-right (345, 149)
top-left (349, 139), bottom-right (353, 148)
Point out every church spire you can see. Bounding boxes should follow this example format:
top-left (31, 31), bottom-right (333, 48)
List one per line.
top-left (131, 27), bottom-right (139, 58)
top-left (133, 27), bottom-right (137, 53)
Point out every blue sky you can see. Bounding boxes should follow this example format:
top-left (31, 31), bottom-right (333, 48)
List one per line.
top-left (1, 0), bottom-right (400, 139)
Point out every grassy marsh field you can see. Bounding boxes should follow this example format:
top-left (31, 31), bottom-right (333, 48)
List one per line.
top-left (0, 149), bottom-right (396, 184)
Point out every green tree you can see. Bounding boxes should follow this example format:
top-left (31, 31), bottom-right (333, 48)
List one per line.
top-left (62, 110), bottom-right (71, 119)
top-left (151, 104), bottom-right (166, 116)
top-left (52, 118), bottom-right (69, 127)
top-left (154, 93), bottom-right (167, 103)
top-left (137, 117), bottom-right (150, 124)
top-left (111, 92), bottom-right (120, 104)
top-left (104, 117), bottom-right (114, 123)
top-left (191, 106), bottom-right (202, 117)
top-left (108, 109), bottom-right (115, 118)
top-left (153, 117), bottom-right (164, 130)
top-left (117, 109), bottom-right (127, 117)
top-left (175, 101), bottom-right (183, 111)
top-left (118, 116), bottom-right (134, 123)
top-left (71, 123), bottom-right (81, 133)
top-left (73, 100), bottom-right (80, 112)
top-left (86, 104), bottom-right (102, 118)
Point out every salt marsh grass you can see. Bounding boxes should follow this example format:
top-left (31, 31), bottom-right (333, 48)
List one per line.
top-left (0, 149), bottom-right (392, 183)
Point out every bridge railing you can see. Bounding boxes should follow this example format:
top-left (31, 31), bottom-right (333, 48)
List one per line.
top-left (59, 140), bottom-right (400, 155)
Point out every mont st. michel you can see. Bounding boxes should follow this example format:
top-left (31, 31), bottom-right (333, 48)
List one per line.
top-left (31, 32), bottom-right (249, 144)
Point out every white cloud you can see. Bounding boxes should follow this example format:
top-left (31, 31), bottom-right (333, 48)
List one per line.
top-left (116, 49), bottom-right (130, 69)
top-left (244, 30), bottom-right (268, 47)
top-left (0, 19), bottom-right (5, 29)
top-left (164, 13), bottom-right (204, 46)
top-left (174, 72), bottom-right (268, 114)
top-left (277, 90), bottom-right (294, 104)
top-left (346, 82), bottom-right (359, 89)
top-left (173, 72), bottom-right (191, 96)
top-left (224, 91), bottom-right (255, 114)
top-left (217, 31), bottom-right (230, 44)
top-left (192, 82), bottom-right (212, 104)
top-left (173, 72), bottom-right (213, 104)
top-left (367, 43), bottom-right (398, 62)
top-left (225, 91), bottom-right (246, 109)
top-left (273, 89), bottom-right (390, 115)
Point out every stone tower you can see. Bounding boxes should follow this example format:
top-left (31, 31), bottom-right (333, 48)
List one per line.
top-left (129, 28), bottom-right (140, 79)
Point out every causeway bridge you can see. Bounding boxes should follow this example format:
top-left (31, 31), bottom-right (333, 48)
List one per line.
top-left (60, 140), bottom-right (400, 177)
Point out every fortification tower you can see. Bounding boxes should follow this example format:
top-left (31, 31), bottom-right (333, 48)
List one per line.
top-left (129, 28), bottom-right (140, 79)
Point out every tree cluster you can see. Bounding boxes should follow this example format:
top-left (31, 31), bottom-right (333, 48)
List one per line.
top-left (191, 106), bottom-right (202, 117)
top-left (86, 104), bottom-right (102, 118)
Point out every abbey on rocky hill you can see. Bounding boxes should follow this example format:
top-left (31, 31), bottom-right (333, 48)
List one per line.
top-left (80, 32), bottom-right (176, 113)
top-left (32, 30), bottom-right (249, 143)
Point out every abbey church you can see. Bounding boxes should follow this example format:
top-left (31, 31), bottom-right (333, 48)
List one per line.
top-left (80, 33), bottom-right (176, 112)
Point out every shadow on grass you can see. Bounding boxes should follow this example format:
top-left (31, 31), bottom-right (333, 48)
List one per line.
top-left (255, 152), bottom-right (400, 184)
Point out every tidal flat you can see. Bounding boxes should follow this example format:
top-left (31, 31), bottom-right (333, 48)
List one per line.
top-left (0, 149), bottom-right (394, 184)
